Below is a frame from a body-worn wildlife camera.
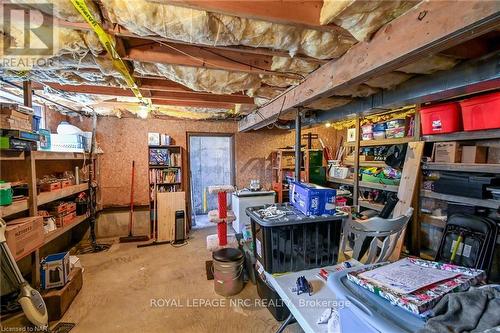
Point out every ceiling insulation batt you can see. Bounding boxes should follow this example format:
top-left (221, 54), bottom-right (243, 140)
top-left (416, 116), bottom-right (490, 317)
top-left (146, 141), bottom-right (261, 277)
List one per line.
top-left (101, 0), bottom-right (355, 59)
top-left (133, 61), bottom-right (261, 95)
top-left (320, 0), bottom-right (421, 41)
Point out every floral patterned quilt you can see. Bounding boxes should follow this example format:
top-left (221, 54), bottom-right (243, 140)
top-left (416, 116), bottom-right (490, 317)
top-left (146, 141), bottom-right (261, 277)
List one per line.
top-left (346, 258), bottom-right (486, 316)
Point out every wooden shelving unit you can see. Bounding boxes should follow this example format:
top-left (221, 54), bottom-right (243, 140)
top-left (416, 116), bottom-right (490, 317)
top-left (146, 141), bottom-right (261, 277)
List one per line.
top-left (358, 181), bottom-right (399, 193)
top-left (148, 145), bottom-right (184, 239)
top-left (1, 150), bottom-right (94, 287)
top-left (421, 129), bottom-right (500, 142)
top-left (359, 136), bottom-right (414, 147)
top-left (419, 128), bottom-right (500, 256)
top-left (44, 214), bottom-right (89, 244)
top-left (0, 199), bottom-right (29, 218)
top-left (37, 184), bottom-right (89, 206)
top-left (421, 190), bottom-right (500, 209)
top-left (32, 151), bottom-right (92, 160)
top-left (358, 200), bottom-right (384, 211)
top-left (423, 162), bottom-right (500, 173)
top-left (328, 111), bottom-right (419, 211)
top-left (326, 176), bottom-right (354, 186)
top-left (271, 150), bottom-right (295, 203)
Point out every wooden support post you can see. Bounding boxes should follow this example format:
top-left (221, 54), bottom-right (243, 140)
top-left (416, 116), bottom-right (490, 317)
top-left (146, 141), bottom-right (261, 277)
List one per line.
top-left (23, 80), bottom-right (32, 108)
top-left (409, 109), bottom-right (422, 255)
top-left (353, 116), bottom-right (360, 207)
top-left (295, 108), bottom-right (302, 182)
top-left (389, 141), bottom-right (425, 261)
top-left (25, 152), bottom-right (40, 287)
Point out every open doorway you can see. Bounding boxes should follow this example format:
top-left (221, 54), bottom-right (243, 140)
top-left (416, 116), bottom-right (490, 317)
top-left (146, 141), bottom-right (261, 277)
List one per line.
top-left (188, 133), bottom-right (235, 228)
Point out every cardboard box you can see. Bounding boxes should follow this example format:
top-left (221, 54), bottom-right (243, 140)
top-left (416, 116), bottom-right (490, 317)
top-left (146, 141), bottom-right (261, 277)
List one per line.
top-left (60, 179), bottom-right (73, 188)
top-left (433, 142), bottom-right (461, 163)
top-left (5, 216), bottom-right (44, 260)
top-left (40, 182), bottom-right (62, 192)
top-left (461, 146), bottom-right (487, 163)
top-left (487, 147), bottom-right (500, 164)
top-left (55, 211), bottom-right (76, 228)
top-left (65, 202), bottom-right (76, 213)
top-left (41, 252), bottom-right (70, 289)
top-left (47, 202), bottom-right (68, 215)
top-left (42, 267), bottom-right (83, 321)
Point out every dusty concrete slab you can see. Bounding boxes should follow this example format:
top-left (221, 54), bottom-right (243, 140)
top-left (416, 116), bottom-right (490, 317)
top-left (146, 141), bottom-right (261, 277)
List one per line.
top-left (61, 226), bottom-right (302, 333)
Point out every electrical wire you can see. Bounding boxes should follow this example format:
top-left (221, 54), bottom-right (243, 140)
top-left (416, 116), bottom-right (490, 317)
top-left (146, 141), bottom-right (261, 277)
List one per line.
top-left (154, 40), bottom-right (305, 80)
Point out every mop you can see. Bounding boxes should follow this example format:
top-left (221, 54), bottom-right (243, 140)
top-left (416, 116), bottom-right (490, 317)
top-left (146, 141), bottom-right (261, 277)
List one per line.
top-left (120, 161), bottom-right (149, 243)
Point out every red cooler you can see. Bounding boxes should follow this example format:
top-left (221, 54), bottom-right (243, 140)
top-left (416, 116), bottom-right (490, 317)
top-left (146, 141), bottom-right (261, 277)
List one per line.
top-left (420, 102), bottom-right (462, 135)
top-left (460, 92), bottom-right (500, 131)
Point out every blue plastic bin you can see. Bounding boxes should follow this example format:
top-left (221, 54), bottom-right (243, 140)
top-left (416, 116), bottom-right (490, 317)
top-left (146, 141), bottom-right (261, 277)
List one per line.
top-left (289, 181), bottom-right (336, 216)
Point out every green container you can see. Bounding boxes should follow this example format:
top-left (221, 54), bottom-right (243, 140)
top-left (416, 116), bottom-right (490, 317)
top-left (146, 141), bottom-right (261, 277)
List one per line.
top-left (309, 167), bottom-right (326, 185)
top-left (361, 173), bottom-right (400, 186)
top-left (0, 137), bottom-right (9, 150)
top-left (307, 150), bottom-right (323, 167)
top-left (0, 181), bottom-right (13, 206)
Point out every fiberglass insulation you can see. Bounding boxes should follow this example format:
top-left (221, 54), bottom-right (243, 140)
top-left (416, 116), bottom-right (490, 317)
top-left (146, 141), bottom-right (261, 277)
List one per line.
top-left (100, 0), bottom-right (356, 60)
top-left (320, 0), bottom-right (421, 41)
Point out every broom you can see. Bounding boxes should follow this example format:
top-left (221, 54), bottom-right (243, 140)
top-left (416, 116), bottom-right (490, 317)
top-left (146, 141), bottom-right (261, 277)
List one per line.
top-left (120, 161), bottom-right (149, 243)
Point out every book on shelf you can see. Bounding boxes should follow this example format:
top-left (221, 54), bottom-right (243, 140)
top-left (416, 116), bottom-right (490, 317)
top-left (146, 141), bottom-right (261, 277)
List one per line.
top-left (149, 148), bottom-right (181, 167)
top-left (149, 168), bottom-right (181, 184)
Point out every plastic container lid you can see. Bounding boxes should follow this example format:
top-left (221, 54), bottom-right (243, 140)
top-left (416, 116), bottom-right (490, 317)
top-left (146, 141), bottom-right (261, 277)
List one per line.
top-left (213, 248), bottom-right (244, 262)
top-left (0, 181), bottom-right (11, 190)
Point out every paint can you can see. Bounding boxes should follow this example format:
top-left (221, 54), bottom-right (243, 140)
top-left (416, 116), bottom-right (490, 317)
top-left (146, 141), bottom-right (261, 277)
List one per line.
top-left (212, 248), bottom-right (244, 296)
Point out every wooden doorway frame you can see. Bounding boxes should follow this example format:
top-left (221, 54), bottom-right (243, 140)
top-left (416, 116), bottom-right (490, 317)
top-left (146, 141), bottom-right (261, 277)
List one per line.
top-left (186, 132), bottom-right (236, 228)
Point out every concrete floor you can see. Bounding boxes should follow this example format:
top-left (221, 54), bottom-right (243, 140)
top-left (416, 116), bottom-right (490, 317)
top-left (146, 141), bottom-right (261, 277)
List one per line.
top-left (61, 226), bottom-right (302, 333)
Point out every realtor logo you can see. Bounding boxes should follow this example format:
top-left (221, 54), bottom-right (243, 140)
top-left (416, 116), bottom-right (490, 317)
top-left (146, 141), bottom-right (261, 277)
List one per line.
top-left (2, 3), bottom-right (54, 57)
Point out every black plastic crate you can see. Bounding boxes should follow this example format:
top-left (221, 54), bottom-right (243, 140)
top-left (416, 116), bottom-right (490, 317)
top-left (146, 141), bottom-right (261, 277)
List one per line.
top-left (247, 204), bottom-right (344, 274)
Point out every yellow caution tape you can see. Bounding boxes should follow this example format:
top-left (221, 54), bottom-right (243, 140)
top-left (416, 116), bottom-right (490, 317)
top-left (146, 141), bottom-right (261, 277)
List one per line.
top-left (70, 0), bottom-right (152, 111)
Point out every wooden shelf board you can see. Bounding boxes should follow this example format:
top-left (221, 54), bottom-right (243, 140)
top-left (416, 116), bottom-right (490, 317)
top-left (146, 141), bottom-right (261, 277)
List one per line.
top-left (0, 150), bottom-right (25, 161)
top-left (420, 190), bottom-right (500, 209)
top-left (423, 162), bottom-right (500, 173)
top-left (37, 183), bottom-right (89, 206)
top-left (148, 145), bottom-right (181, 149)
top-left (359, 181), bottom-right (399, 192)
top-left (420, 214), bottom-right (447, 228)
top-left (358, 200), bottom-right (384, 211)
top-left (359, 137), bottom-right (414, 147)
top-left (153, 182), bottom-right (181, 185)
top-left (149, 165), bottom-right (181, 169)
top-left (44, 214), bottom-right (89, 244)
top-left (344, 160), bottom-right (387, 167)
top-left (0, 199), bottom-right (29, 218)
top-left (326, 176), bottom-right (354, 185)
top-left (422, 129), bottom-right (500, 142)
top-left (32, 151), bottom-right (91, 160)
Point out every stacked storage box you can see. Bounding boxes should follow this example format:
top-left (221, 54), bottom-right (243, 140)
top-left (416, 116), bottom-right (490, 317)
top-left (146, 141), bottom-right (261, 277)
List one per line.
top-left (47, 201), bottom-right (77, 227)
top-left (420, 91), bottom-right (500, 135)
top-left (0, 103), bottom-right (33, 131)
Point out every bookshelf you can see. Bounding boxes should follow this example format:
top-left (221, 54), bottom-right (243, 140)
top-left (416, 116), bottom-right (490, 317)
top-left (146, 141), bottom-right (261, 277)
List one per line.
top-left (148, 145), bottom-right (184, 237)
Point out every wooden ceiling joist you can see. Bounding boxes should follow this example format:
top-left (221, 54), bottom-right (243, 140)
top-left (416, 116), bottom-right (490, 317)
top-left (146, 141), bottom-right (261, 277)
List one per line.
top-left (150, 99), bottom-right (235, 109)
top-left (238, 0), bottom-right (500, 131)
top-left (152, 0), bottom-right (346, 33)
top-left (123, 40), bottom-right (282, 75)
top-left (37, 82), bottom-right (254, 105)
